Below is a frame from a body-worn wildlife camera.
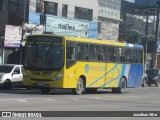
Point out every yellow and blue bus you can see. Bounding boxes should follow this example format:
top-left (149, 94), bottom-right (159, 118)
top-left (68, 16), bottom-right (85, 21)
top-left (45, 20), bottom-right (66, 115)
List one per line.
top-left (23, 34), bottom-right (143, 94)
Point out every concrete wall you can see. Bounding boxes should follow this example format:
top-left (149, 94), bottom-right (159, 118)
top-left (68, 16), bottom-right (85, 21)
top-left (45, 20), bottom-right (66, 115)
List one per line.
top-left (30, 0), bottom-right (98, 22)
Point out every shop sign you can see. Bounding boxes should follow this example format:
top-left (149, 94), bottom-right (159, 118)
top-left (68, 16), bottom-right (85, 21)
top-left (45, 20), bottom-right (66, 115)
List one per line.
top-left (4, 25), bottom-right (21, 47)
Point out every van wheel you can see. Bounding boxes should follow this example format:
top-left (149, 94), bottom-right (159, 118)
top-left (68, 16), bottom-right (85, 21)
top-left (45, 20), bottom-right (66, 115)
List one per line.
top-left (40, 88), bottom-right (51, 94)
top-left (117, 78), bottom-right (126, 94)
top-left (72, 78), bottom-right (84, 95)
top-left (3, 80), bottom-right (12, 90)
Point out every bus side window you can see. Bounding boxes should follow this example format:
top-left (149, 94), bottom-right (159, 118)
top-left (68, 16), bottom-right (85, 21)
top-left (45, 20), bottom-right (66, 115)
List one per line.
top-left (66, 41), bottom-right (76, 68)
top-left (89, 44), bottom-right (96, 61)
top-left (114, 47), bottom-right (122, 63)
top-left (95, 45), bottom-right (100, 61)
top-left (137, 49), bottom-right (142, 63)
top-left (123, 48), bottom-right (131, 63)
top-left (67, 47), bottom-right (75, 60)
top-left (131, 49), bottom-right (137, 63)
top-left (109, 46), bottom-right (114, 62)
top-left (77, 43), bottom-right (89, 61)
top-left (101, 45), bottom-right (109, 62)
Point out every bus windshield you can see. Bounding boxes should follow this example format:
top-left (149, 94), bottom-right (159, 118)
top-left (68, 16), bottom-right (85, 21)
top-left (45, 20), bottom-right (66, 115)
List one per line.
top-left (24, 44), bottom-right (64, 70)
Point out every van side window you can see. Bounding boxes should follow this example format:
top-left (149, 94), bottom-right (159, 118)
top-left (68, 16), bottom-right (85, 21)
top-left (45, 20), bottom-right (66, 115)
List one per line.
top-left (14, 67), bottom-right (20, 74)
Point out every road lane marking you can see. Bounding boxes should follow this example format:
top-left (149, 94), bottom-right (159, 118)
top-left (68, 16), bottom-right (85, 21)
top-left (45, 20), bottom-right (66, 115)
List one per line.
top-left (88, 97), bottom-right (102, 100)
top-left (46, 99), bottom-right (56, 102)
top-left (16, 99), bottom-right (28, 102)
top-left (71, 98), bottom-right (80, 100)
top-left (125, 96), bottom-right (139, 98)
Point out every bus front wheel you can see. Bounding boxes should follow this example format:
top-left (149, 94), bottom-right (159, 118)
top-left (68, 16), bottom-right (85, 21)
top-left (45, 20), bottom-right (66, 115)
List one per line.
top-left (72, 78), bottom-right (84, 95)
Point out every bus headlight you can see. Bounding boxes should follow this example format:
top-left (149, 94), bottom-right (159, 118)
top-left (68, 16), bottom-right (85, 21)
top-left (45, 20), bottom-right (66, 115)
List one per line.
top-left (52, 73), bottom-right (64, 80)
top-left (23, 72), bottom-right (31, 79)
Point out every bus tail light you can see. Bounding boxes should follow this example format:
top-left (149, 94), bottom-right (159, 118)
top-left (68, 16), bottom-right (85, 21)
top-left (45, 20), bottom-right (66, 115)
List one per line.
top-left (52, 73), bottom-right (64, 80)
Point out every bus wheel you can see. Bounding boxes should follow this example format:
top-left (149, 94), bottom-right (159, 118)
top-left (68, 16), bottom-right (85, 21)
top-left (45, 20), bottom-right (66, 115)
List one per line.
top-left (40, 88), bottom-right (51, 94)
top-left (117, 78), bottom-right (126, 94)
top-left (72, 78), bottom-right (84, 95)
top-left (85, 88), bottom-right (97, 94)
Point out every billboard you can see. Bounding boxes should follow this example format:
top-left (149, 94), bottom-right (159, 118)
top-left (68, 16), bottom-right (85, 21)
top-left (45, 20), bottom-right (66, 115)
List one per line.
top-left (4, 25), bottom-right (21, 48)
top-left (135, 0), bottom-right (159, 8)
top-left (29, 12), bottom-right (40, 25)
top-left (45, 15), bottom-right (97, 39)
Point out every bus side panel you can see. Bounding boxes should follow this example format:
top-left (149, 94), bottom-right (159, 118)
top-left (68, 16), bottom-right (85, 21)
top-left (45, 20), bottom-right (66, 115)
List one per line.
top-left (127, 64), bottom-right (143, 87)
top-left (67, 62), bottom-right (107, 89)
top-left (85, 63), bottom-right (123, 88)
top-left (136, 64), bottom-right (143, 87)
top-left (64, 64), bottom-right (77, 88)
top-left (102, 63), bottom-right (122, 88)
top-left (85, 62), bottom-right (106, 88)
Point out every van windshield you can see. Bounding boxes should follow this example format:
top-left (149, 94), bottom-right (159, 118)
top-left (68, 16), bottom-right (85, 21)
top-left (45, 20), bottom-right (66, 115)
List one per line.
top-left (146, 70), bottom-right (158, 75)
top-left (0, 66), bottom-right (14, 73)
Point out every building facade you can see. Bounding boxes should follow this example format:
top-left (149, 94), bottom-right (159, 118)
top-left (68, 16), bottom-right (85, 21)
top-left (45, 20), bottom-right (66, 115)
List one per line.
top-left (29, 0), bottom-right (98, 38)
top-left (0, 0), bottom-right (124, 64)
top-left (97, 0), bottom-right (121, 41)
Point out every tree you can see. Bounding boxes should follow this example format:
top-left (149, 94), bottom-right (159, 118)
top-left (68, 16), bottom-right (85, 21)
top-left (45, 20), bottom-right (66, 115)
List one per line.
top-left (125, 31), bottom-right (140, 44)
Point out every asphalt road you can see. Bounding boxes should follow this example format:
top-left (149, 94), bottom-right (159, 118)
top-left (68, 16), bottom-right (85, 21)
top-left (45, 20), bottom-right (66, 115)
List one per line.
top-left (0, 86), bottom-right (160, 120)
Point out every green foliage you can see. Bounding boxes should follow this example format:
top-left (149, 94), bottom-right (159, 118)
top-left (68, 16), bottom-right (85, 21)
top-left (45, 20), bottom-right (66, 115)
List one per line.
top-left (126, 31), bottom-right (139, 44)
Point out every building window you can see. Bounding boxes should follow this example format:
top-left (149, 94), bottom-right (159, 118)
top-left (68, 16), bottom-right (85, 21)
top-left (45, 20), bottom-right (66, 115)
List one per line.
top-left (44, 1), bottom-right (58, 16)
top-left (75, 7), bottom-right (93, 21)
top-left (98, 22), bottom-right (102, 33)
top-left (62, 4), bottom-right (68, 17)
top-left (0, 0), bottom-right (3, 10)
top-left (36, 0), bottom-right (43, 13)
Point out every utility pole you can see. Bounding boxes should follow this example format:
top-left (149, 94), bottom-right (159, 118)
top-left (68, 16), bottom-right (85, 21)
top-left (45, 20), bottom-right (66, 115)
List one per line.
top-left (144, 7), bottom-right (149, 71)
top-left (153, 7), bottom-right (160, 68)
top-left (20, 0), bottom-right (26, 64)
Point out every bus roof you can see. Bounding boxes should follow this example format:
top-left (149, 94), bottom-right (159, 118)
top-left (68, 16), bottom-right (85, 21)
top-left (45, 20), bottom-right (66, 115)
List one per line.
top-left (27, 34), bottom-right (143, 49)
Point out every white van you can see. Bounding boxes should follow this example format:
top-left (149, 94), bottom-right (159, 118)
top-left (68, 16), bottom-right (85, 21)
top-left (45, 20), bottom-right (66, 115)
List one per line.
top-left (0, 64), bottom-right (23, 89)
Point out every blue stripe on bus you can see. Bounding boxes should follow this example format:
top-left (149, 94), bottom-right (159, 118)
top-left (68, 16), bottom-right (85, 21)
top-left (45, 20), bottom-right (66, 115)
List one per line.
top-left (98, 77), bottom-right (120, 88)
top-left (125, 43), bottom-right (143, 49)
top-left (86, 64), bottom-right (119, 88)
top-left (99, 64), bottom-right (117, 88)
top-left (133, 44), bottom-right (143, 49)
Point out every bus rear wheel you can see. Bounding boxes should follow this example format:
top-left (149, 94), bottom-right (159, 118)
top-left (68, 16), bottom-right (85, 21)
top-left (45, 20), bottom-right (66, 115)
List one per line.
top-left (40, 88), bottom-right (51, 94)
top-left (117, 78), bottom-right (126, 94)
top-left (72, 78), bottom-right (84, 95)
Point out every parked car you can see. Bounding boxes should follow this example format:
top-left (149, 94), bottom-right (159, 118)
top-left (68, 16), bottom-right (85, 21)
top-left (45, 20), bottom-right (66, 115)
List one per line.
top-left (146, 69), bottom-right (160, 87)
top-left (142, 72), bottom-right (148, 87)
top-left (0, 64), bottom-right (23, 89)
